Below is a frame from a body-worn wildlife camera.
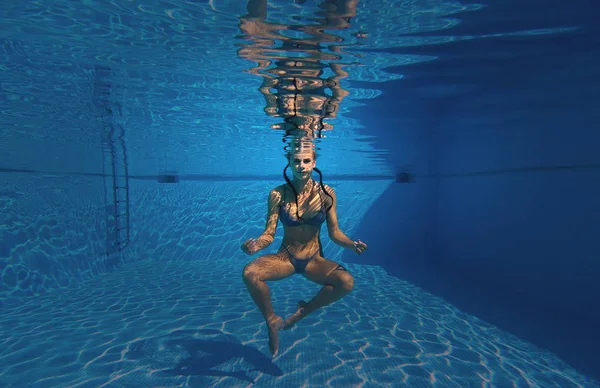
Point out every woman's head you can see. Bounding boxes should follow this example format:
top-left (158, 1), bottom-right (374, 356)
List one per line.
top-left (284, 138), bottom-right (317, 181)
top-left (287, 149), bottom-right (317, 182)
top-left (282, 138), bottom-right (333, 219)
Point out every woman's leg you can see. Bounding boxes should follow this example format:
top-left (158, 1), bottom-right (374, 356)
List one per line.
top-left (242, 253), bottom-right (295, 355)
top-left (283, 255), bottom-right (354, 329)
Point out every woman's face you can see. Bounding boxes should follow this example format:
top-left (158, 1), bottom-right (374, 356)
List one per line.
top-left (288, 151), bottom-right (316, 181)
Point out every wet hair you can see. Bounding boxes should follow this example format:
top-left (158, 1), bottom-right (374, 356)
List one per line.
top-left (283, 150), bottom-right (334, 221)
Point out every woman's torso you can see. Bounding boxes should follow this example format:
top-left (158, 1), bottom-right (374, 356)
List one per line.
top-left (276, 181), bottom-right (330, 259)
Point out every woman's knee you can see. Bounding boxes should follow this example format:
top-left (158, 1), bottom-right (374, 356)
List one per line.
top-left (242, 263), bottom-right (261, 283)
top-left (338, 272), bottom-right (354, 293)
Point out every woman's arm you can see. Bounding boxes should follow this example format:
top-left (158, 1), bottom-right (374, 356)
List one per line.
top-left (242, 189), bottom-right (281, 255)
top-left (250, 189), bottom-right (282, 252)
top-left (324, 185), bottom-right (358, 249)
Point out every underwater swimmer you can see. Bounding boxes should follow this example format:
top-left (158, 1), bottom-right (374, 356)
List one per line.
top-left (241, 145), bottom-right (367, 356)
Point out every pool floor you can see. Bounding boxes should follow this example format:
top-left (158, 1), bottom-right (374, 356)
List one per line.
top-left (0, 258), bottom-right (596, 387)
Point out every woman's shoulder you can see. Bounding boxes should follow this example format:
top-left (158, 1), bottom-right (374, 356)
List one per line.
top-left (320, 183), bottom-right (335, 196)
top-left (269, 185), bottom-right (286, 202)
top-left (272, 184), bottom-right (287, 194)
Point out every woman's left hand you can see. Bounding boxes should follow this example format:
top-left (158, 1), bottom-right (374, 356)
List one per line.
top-left (353, 239), bottom-right (367, 255)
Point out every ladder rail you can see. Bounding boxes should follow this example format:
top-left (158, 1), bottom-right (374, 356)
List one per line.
top-left (93, 66), bottom-right (130, 256)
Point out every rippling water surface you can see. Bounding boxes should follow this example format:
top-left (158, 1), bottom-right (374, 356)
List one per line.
top-left (0, 0), bottom-right (576, 175)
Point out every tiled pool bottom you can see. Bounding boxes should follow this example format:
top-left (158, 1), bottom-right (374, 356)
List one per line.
top-left (0, 259), bottom-right (596, 388)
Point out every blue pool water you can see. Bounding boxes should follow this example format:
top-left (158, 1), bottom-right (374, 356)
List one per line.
top-left (1, 178), bottom-right (598, 387)
top-left (2, 0), bottom-right (599, 387)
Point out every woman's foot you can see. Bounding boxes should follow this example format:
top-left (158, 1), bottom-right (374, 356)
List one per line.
top-left (267, 315), bottom-right (285, 356)
top-left (283, 300), bottom-right (308, 330)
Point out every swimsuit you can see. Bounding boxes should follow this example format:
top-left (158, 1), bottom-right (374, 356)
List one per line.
top-left (278, 244), bottom-right (318, 274)
top-left (278, 198), bottom-right (327, 227)
top-left (278, 243), bottom-right (348, 274)
top-left (277, 186), bottom-right (345, 274)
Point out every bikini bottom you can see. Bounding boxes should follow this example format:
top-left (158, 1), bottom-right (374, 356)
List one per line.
top-left (279, 244), bottom-right (347, 274)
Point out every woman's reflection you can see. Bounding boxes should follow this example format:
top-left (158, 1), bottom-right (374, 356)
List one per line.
top-left (237, 0), bottom-right (359, 139)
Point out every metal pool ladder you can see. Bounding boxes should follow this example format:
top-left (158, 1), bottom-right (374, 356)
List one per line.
top-left (93, 66), bottom-right (131, 257)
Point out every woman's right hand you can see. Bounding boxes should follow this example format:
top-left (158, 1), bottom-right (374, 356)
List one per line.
top-left (241, 238), bottom-right (259, 255)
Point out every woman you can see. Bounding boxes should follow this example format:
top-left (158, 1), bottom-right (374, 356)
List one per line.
top-left (241, 144), bottom-right (367, 357)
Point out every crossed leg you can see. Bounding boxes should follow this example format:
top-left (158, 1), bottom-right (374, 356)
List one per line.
top-left (242, 253), bottom-right (295, 356)
top-left (284, 255), bottom-right (354, 329)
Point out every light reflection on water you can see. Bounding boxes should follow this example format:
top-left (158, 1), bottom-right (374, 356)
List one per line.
top-left (236, 0), bottom-right (363, 145)
top-left (0, 0), bottom-right (579, 175)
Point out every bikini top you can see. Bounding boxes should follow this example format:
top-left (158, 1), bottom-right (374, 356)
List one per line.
top-left (279, 185), bottom-right (328, 227)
